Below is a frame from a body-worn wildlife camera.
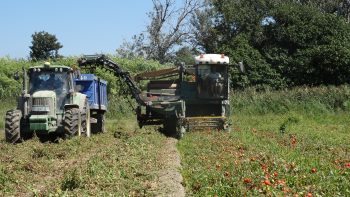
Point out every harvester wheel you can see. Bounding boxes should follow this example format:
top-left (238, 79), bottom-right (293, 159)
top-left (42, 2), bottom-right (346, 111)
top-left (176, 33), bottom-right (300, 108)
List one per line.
top-left (5, 110), bottom-right (22, 143)
top-left (63, 108), bottom-right (80, 139)
top-left (163, 117), bottom-right (184, 139)
top-left (176, 123), bottom-right (186, 139)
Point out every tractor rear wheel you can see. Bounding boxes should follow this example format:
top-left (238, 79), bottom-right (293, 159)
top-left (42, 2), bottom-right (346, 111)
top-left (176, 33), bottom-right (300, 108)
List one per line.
top-left (63, 108), bottom-right (80, 139)
top-left (5, 110), bottom-right (22, 143)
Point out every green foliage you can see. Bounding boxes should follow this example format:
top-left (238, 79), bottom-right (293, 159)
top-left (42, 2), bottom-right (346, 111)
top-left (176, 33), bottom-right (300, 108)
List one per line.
top-left (279, 115), bottom-right (300, 133)
top-left (61, 168), bottom-right (83, 191)
top-left (223, 35), bottom-right (286, 89)
top-left (231, 85), bottom-right (350, 115)
top-left (0, 58), bottom-right (28, 98)
top-left (29, 31), bottom-right (63, 61)
top-left (0, 167), bottom-right (11, 191)
top-left (174, 47), bottom-right (195, 65)
top-left (194, 0), bottom-right (350, 89)
top-left (262, 3), bottom-right (350, 86)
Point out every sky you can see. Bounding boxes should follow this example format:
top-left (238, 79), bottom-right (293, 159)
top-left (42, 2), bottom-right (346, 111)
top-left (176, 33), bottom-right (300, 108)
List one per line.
top-left (0, 0), bottom-right (154, 59)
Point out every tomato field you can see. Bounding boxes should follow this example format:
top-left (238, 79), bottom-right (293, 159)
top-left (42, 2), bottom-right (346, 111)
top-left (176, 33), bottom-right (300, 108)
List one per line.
top-left (0, 84), bottom-right (349, 196)
top-left (179, 113), bottom-right (350, 196)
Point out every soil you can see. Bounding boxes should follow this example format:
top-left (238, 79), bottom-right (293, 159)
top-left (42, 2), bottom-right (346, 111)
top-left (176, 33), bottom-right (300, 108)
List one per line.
top-left (155, 137), bottom-right (185, 197)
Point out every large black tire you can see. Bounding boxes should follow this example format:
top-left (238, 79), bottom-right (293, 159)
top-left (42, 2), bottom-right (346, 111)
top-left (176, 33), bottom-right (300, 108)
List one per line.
top-left (91, 113), bottom-right (105, 134)
top-left (5, 110), bottom-right (22, 143)
top-left (63, 108), bottom-right (80, 139)
top-left (163, 117), bottom-right (184, 139)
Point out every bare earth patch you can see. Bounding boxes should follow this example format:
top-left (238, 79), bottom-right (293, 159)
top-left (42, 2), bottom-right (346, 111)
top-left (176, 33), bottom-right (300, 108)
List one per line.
top-left (155, 137), bottom-right (185, 197)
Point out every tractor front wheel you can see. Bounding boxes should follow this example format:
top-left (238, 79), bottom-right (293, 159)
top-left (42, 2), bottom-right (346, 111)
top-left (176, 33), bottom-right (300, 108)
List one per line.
top-left (5, 110), bottom-right (22, 143)
top-left (63, 108), bottom-right (80, 139)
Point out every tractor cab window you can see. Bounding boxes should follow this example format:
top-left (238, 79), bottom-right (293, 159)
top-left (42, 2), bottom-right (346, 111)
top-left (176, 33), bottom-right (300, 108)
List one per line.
top-left (29, 71), bottom-right (69, 95)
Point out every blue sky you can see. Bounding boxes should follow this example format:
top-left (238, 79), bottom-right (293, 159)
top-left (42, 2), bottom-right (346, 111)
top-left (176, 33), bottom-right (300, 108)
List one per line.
top-left (0, 0), bottom-right (154, 59)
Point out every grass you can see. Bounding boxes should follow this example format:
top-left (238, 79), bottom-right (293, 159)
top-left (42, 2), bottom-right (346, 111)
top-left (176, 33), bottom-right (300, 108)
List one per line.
top-left (178, 112), bottom-right (350, 196)
top-left (0, 117), bottom-right (169, 196)
top-left (1, 86), bottom-right (350, 196)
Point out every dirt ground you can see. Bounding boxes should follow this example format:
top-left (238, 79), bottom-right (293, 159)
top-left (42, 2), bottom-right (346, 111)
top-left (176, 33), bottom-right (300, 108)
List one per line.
top-left (155, 138), bottom-right (185, 197)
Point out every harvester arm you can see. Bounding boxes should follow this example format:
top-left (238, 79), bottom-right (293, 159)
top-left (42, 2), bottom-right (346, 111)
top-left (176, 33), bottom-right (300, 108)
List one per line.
top-left (77, 55), bottom-right (146, 106)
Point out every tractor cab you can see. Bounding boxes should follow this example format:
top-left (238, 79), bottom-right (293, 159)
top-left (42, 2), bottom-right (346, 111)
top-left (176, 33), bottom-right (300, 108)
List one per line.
top-left (194, 54), bottom-right (230, 100)
top-left (28, 63), bottom-right (74, 112)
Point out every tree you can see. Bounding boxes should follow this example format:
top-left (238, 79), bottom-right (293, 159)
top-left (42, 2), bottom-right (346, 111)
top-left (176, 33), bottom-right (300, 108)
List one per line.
top-left (116, 0), bottom-right (202, 63)
top-left (174, 46), bottom-right (196, 64)
top-left (145, 0), bottom-right (202, 63)
top-left (116, 34), bottom-right (147, 59)
top-left (29, 31), bottom-right (63, 61)
top-left (192, 0), bottom-right (285, 89)
top-left (262, 3), bottom-right (350, 86)
top-left (191, 0), bottom-right (350, 88)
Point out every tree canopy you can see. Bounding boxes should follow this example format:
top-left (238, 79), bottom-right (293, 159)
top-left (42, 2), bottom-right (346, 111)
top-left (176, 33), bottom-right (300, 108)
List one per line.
top-left (29, 31), bottom-right (63, 61)
top-left (191, 0), bottom-right (350, 89)
top-left (117, 0), bottom-right (350, 89)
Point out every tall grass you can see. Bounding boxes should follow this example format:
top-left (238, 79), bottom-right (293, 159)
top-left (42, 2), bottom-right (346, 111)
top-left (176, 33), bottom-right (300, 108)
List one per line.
top-left (231, 85), bottom-right (350, 115)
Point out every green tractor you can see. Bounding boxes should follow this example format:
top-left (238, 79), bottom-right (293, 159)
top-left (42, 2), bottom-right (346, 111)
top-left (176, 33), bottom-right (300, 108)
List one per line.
top-left (5, 62), bottom-right (91, 143)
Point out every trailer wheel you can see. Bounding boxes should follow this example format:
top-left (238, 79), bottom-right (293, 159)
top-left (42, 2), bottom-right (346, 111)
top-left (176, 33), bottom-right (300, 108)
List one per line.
top-left (81, 101), bottom-right (91, 137)
top-left (97, 113), bottom-right (105, 133)
top-left (63, 108), bottom-right (80, 139)
top-left (91, 113), bottom-right (105, 134)
top-left (5, 110), bottom-right (22, 143)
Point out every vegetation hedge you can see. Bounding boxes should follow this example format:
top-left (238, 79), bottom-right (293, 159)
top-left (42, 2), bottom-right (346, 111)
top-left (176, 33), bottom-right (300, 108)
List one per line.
top-left (1, 57), bottom-right (350, 121)
top-left (231, 85), bottom-right (350, 115)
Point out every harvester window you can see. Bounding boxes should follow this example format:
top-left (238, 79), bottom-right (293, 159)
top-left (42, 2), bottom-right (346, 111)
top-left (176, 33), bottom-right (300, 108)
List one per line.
top-left (197, 65), bottom-right (211, 79)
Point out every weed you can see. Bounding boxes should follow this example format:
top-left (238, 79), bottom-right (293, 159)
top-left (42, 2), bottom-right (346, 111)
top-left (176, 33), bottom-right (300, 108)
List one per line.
top-left (279, 115), bottom-right (300, 134)
top-left (61, 168), bottom-right (83, 191)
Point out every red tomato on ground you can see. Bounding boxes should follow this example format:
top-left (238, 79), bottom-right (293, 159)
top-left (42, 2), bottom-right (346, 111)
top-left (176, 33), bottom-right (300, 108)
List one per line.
top-left (243, 178), bottom-right (252, 184)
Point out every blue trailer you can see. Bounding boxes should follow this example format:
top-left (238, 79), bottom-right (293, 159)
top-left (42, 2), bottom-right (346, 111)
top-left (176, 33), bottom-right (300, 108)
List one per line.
top-left (75, 74), bottom-right (108, 133)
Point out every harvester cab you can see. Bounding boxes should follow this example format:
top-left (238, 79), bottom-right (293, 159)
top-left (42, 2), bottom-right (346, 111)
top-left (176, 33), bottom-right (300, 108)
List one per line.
top-left (194, 54), bottom-right (230, 100)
